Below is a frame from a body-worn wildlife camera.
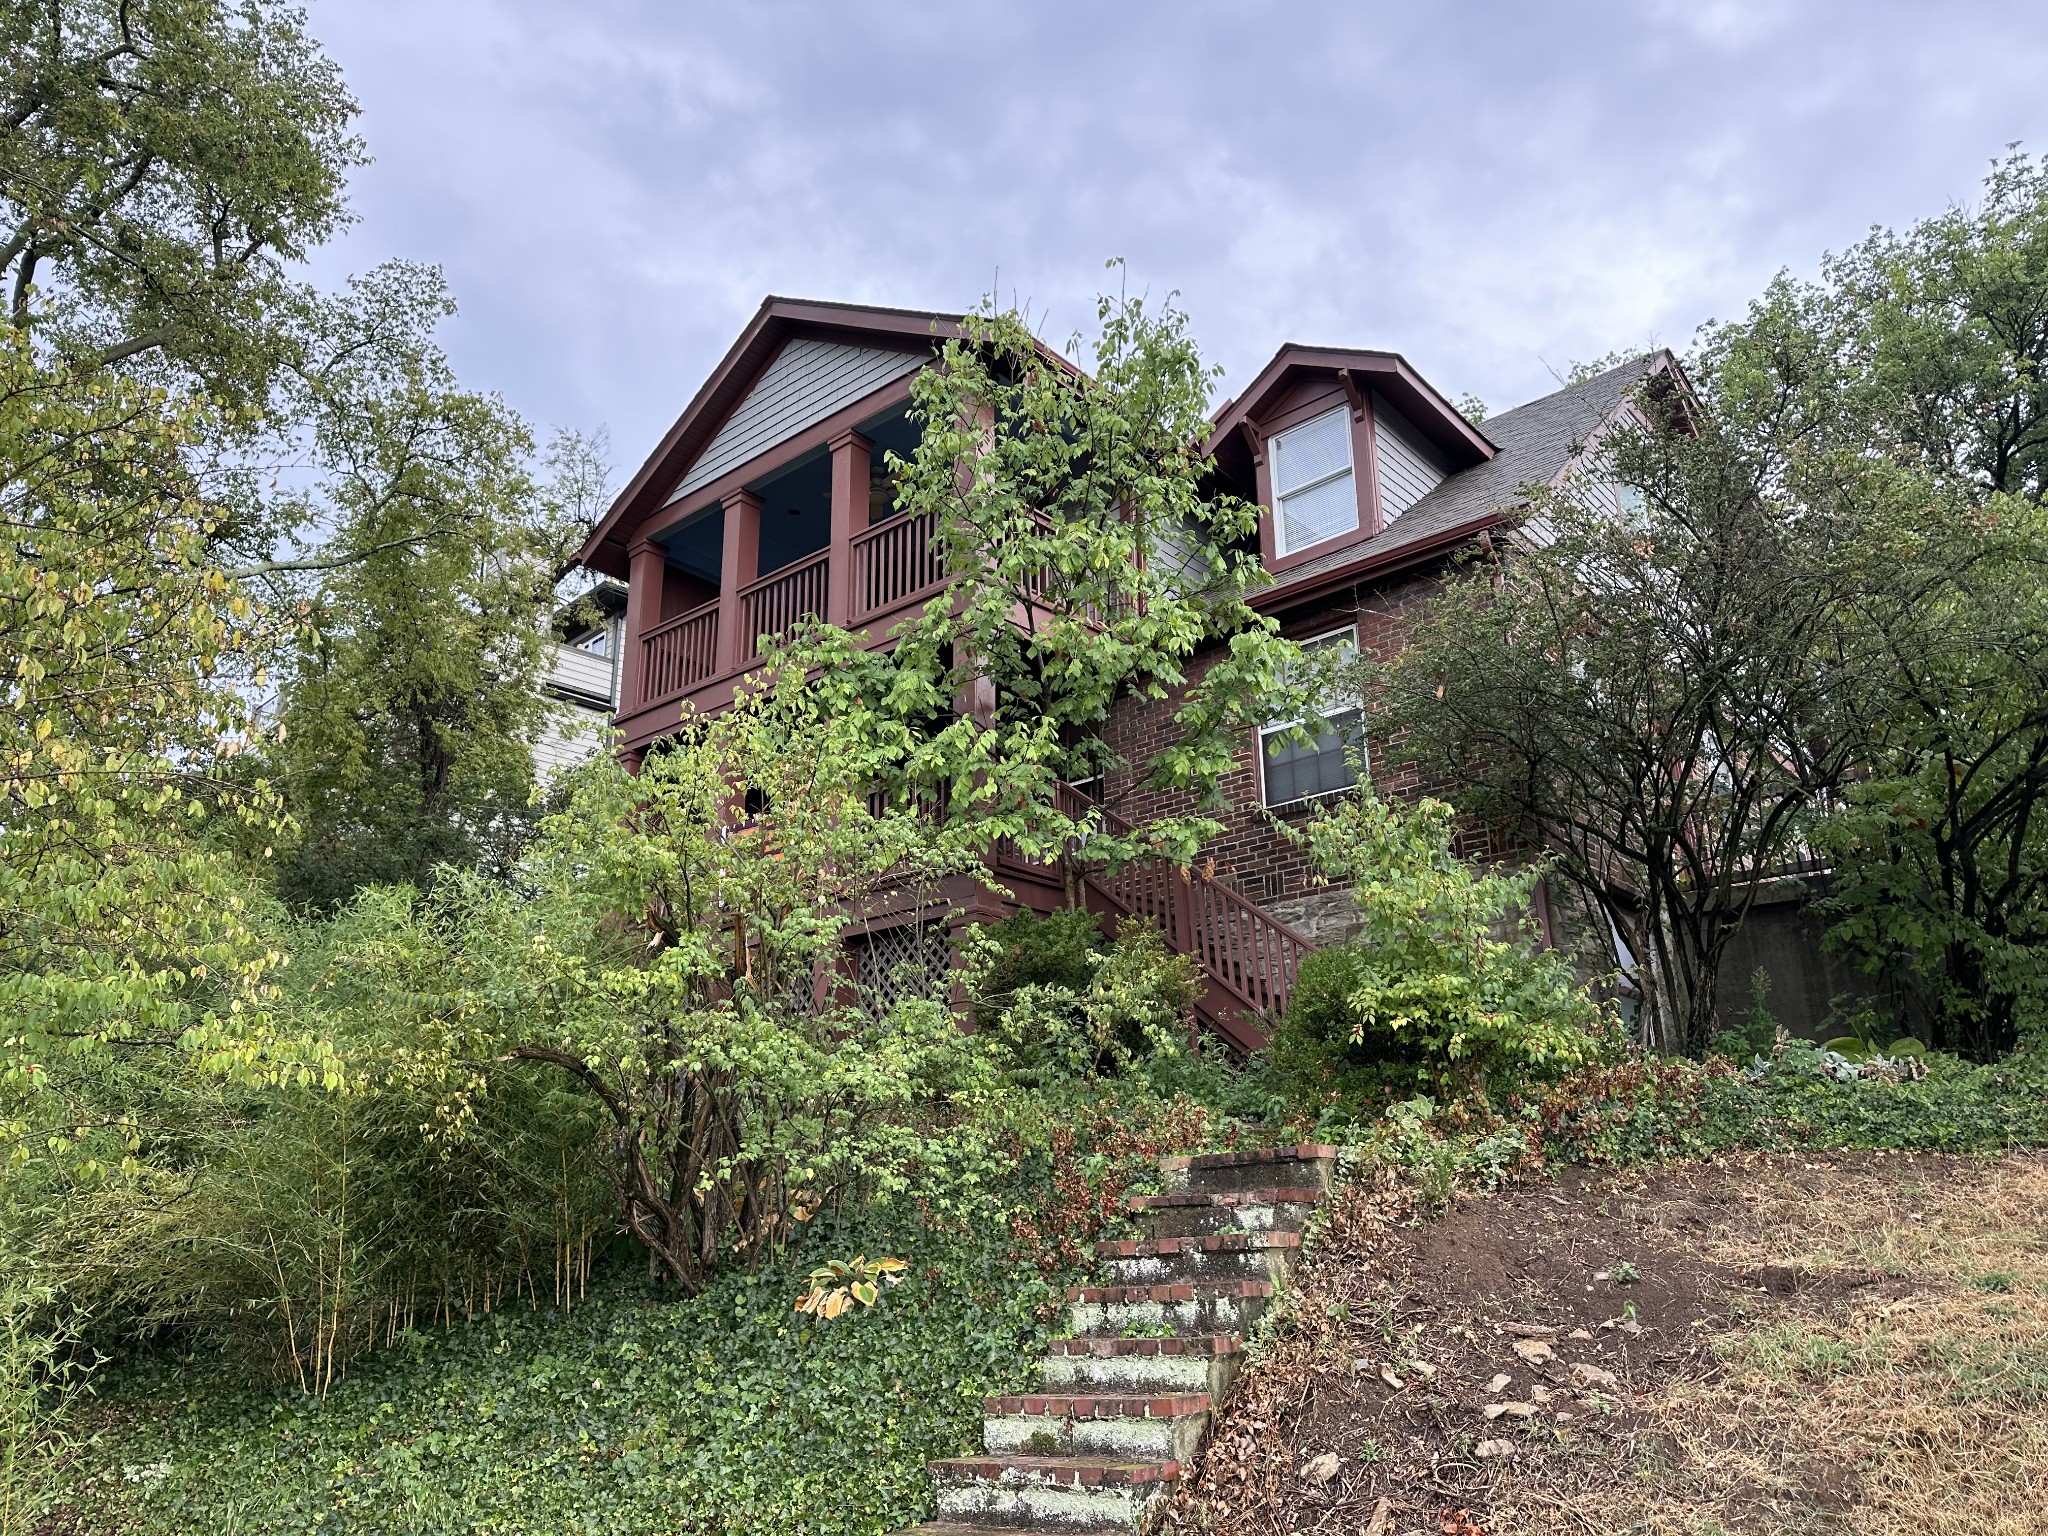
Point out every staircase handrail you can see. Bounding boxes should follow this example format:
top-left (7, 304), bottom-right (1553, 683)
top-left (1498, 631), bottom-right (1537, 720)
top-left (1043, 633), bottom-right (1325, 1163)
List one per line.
top-left (1054, 782), bottom-right (1312, 1040)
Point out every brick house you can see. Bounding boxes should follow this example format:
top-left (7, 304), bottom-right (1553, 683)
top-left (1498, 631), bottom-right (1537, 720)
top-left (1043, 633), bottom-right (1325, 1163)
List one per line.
top-left (573, 297), bottom-right (1671, 1046)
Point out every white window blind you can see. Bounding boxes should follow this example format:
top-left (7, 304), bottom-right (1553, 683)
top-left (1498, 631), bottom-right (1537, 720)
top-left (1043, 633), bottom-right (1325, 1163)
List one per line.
top-left (1259, 627), bottom-right (1365, 806)
top-left (1269, 408), bottom-right (1358, 555)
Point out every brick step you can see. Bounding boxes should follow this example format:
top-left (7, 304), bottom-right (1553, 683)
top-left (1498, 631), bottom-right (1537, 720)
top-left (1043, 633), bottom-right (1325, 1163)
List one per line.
top-left (928, 1453), bottom-right (1179, 1531)
top-left (1064, 1278), bottom-right (1274, 1338)
top-left (1041, 1335), bottom-right (1242, 1396)
top-left (982, 1392), bottom-right (1211, 1463)
top-left (899, 1146), bottom-right (1340, 1534)
top-left (1127, 1187), bottom-right (1324, 1236)
top-left (1162, 1143), bottom-right (1339, 1195)
top-left (1096, 1230), bottom-right (1301, 1285)
top-left (1045, 1334), bottom-right (1243, 1357)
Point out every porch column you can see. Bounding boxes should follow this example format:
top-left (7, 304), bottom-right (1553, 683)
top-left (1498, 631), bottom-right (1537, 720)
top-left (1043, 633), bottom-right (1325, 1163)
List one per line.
top-left (716, 489), bottom-right (764, 674)
top-left (620, 541), bottom-right (666, 712)
top-left (826, 429), bottom-right (872, 629)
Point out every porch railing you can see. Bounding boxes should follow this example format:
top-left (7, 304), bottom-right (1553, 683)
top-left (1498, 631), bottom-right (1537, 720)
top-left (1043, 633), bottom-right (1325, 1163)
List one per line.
top-left (851, 509), bottom-right (946, 619)
top-left (637, 600), bottom-right (720, 707)
top-left (739, 550), bottom-right (830, 664)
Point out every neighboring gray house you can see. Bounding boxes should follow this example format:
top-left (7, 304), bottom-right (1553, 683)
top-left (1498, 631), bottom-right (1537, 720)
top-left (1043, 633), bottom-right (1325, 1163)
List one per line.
top-left (535, 578), bottom-right (626, 776)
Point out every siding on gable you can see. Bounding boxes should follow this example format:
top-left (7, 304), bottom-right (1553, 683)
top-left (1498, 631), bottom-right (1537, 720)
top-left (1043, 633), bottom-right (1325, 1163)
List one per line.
top-left (669, 338), bottom-right (928, 503)
top-left (1371, 392), bottom-right (1449, 522)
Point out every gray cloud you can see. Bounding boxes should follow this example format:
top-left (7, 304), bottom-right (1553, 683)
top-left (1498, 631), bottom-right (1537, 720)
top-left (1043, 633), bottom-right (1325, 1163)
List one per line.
top-left (303, 0), bottom-right (2048, 464)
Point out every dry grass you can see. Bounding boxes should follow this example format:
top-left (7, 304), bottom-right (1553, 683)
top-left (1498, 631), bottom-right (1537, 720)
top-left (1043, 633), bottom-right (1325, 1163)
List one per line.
top-left (1164, 1153), bottom-right (2048, 1536)
top-left (1567, 1153), bottom-right (2048, 1536)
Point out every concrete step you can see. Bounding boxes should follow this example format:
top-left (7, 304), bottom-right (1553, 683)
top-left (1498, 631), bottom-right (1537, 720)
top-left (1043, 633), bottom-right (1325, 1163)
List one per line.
top-left (928, 1453), bottom-right (1179, 1530)
top-left (1040, 1334), bottom-right (1241, 1396)
top-left (982, 1391), bottom-right (1211, 1463)
top-left (1161, 1143), bottom-right (1339, 1196)
top-left (1064, 1278), bottom-right (1274, 1337)
top-left (1096, 1231), bottom-right (1301, 1285)
top-left (1127, 1187), bottom-right (1323, 1236)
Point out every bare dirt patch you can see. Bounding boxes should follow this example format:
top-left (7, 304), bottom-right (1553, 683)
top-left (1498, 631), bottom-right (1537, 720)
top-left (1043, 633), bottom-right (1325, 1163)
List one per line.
top-left (1157, 1151), bottom-right (2048, 1536)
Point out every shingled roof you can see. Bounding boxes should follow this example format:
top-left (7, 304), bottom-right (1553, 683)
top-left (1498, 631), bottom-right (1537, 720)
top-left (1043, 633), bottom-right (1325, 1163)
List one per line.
top-left (1260, 350), bottom-right (1672, 603)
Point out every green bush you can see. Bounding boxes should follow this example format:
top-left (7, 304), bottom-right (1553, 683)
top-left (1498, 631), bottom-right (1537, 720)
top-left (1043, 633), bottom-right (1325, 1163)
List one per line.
top-left (1275, 794), bottom-right (1614, 1119)
top-left (1271, 946), bottom-right (1431, 1107)
top-left (971, 907), bottom-right (1104, 1022)
top-left (967, 910), bottom-right (1202, 1085)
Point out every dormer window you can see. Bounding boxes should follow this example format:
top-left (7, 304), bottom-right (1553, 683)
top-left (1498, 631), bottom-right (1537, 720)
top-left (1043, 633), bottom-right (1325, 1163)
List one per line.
top-left (1269, 407), bottom-right (1358, 555)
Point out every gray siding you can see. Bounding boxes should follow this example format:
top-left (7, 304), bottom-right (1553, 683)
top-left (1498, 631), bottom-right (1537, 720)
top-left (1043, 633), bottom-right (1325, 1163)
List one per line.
top-left (546, 641), bottom-right (616, 707)
top-left (535, 701), bottom-right (608, 778)
top-left (1371, 392), bottom-right (1449, 522)
top-left (670, 338), bottom-right (927, 502)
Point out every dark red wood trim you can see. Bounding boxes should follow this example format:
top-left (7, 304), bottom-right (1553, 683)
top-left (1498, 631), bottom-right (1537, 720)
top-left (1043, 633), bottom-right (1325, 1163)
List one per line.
top-left (580, 296), bottom-right (1089, 580)
top-left (1251, 511), bottom-right (1509, 618)
top-left (825, 429), bottom-right (871, 629)
top-left (578, 299), bottom-right (964, 578)
top-left (1336, 367), bottom-right (1365, 422)
top-left (639, 374), bottom-right (919, 549)
top-left (1265, 520), bottom-right (1376, 576)
top-left (1356, 388), bottom-right (1385, 538)
top-left (1255, 382), bottom-right (1371, 569)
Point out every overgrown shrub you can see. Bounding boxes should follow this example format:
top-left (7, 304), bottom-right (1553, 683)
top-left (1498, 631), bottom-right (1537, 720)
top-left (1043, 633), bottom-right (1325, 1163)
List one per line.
top-left (1274, 794), bottom-right (1614, 1119)
top-left (967, 910), bottom-right (1202, 1085)
top-left (1530, 1041), bottom-right (2048, 1168)
top-left (970, 908), bottom-right (1104, 1024)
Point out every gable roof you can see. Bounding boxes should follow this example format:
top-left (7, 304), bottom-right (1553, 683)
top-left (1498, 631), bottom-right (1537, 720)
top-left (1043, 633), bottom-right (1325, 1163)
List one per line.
top-left (1208, 344), bottom-right (1498, 466)
top-left (577, 297), bottom-right (966, 577)
top-left (1254, 350), bottom-right (1675, 608)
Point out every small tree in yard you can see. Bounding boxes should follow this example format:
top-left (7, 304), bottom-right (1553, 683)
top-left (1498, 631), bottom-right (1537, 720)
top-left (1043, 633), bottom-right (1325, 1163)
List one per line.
top-left (1272, 794), bottom-right (1610, 1111)
top-left (791, 274), bottom-right (1314, 890)
top-left (393, 649), bottom-right (1010, 1294)
top-left (1386, 367), bottom-right (1873, 1057)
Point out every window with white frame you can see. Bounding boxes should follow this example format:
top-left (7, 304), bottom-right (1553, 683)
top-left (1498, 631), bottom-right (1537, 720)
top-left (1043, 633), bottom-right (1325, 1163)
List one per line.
top-left (1260, 627), bottom-right (1364, 807)
top-left (1269, 407), bottom-right (1359, 556)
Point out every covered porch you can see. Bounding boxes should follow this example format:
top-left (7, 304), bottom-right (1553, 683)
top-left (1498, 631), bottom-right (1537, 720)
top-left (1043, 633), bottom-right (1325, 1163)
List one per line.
top-left (617, 399), bottom-right (939, 750)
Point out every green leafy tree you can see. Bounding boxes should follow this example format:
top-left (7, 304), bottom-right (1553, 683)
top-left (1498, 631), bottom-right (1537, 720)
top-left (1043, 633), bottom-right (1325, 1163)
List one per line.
top-left (1386, 368), bottom-right (1871, 1055)
top-left (1811, 502), bottom-right (2048, 1055)
top-left (0, 0), bottom-right (362, 405)
top-left (379, 650), bottom-right (1013, 1294)
top-left (792, 278), bottom-right (1311, 889)
top-left (0, 2), bottom-right (551, 598)
top-left (0, 338), bottom-right (330, 1139)
top-left (1715, 151), bottom-right (2048, 1054)
top-left (1271, 794), bottom-right (1610, 1110)
top-left (263, 309), bottom-right (596, 909)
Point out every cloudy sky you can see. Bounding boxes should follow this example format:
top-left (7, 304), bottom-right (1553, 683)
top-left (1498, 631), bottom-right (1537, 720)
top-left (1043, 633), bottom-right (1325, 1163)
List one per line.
top-left (303, 1), bottom-right (2048, 469)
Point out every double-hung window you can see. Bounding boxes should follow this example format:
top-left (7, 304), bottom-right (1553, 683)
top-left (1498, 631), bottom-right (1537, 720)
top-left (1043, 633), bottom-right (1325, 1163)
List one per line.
top-left (1260, 627), bottom-right (1364, 807)
top-left (1269, 407), bottom-right (1359, 556)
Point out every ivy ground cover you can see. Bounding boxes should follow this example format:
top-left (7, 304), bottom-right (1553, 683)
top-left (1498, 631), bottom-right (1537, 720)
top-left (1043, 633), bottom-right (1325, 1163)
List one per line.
top-left (36, 1226), bottom-right (1063, 1536)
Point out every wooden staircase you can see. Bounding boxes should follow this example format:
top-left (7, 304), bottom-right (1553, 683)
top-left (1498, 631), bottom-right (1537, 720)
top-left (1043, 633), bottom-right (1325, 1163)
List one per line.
top-left (892, 1144), bottom-right (1338, 1534)
top-left (1052, 785), bottom-right (1315, 1054)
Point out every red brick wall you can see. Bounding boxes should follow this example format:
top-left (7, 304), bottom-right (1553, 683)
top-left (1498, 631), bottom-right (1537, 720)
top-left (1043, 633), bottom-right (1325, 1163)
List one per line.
top-left (1097, 560), bottom-right (1499, 910)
